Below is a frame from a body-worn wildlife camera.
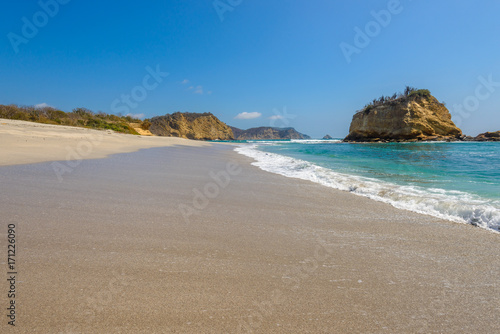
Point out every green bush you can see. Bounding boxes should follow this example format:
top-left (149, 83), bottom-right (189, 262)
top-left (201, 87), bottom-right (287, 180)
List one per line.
top-left (141, 120), bottom-right (151, 130)
top-left (408, 89), bottom-right (431, 98)
top-left (357, 86), bottom-right (433, 114)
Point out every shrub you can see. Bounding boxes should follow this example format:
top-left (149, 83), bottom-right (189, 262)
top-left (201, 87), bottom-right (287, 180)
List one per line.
top-left (141, 120), bottom-right (151, 130)
top-left (356, 86), bottom-right (433, 114)
top-left (408, 89), bottom-right (431, 98)
top-left (72, 107), bottom-right (94, 118)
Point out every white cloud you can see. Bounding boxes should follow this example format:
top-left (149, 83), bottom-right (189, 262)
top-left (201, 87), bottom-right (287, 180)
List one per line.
top-left (268, 115), bottom-right (284, 120)
top-left (194, 85), bottom-right (204, 94)
top-left (235, 112), bottom-right (262, 120)
top-left (188, 86), bottom-right (194, 90)
top-left (34, 103), bottom-right (53, 109)
top-left (126, 113), bottom-right (145, 120)
top-left (181, 79), bottom-right (189, 84)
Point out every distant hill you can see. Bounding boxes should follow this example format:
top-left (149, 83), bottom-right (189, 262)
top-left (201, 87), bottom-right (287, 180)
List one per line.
top-left (149, 112), bottom-right (234, 140)
top-left (230, 126), bottom-right (310, 140)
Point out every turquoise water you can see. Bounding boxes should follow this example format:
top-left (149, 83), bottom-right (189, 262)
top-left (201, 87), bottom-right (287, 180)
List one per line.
top-left (235, 139), bottom-right (500, 232)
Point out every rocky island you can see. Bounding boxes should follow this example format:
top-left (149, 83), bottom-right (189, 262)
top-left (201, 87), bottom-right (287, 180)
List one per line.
top-left (344, 87), bottom-right (462, 142)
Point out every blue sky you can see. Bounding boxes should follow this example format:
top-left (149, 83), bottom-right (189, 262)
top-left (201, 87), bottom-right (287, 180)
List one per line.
top-left (1, 0), bottom-right (499, 137)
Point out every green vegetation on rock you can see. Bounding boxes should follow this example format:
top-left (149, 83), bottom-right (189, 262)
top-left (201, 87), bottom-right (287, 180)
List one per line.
top-left (358, 86), bottom-right (433, 115)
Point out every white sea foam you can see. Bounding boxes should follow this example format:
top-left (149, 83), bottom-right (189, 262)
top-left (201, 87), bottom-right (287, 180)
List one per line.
top-left (235, 144), bottom-right (500, 233)
top-left (290, 139), bottom-right (343, 144)
top-left (244, 139), bottom-right (343, 145)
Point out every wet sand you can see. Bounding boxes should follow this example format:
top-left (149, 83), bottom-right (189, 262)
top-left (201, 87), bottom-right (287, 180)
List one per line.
top-left (0, 140), bottom-right (499, 333)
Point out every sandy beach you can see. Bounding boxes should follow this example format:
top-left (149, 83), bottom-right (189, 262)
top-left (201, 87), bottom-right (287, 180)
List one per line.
top-left (0, 119), bottom-right (209, 166)
top-left (1, 122), bottom-right (499, 333)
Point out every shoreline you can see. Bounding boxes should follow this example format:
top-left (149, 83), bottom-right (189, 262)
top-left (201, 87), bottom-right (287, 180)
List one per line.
top-left (234, 143), bottom-right (500, 234)
top-left (1, 121), bottom-right (499, 333)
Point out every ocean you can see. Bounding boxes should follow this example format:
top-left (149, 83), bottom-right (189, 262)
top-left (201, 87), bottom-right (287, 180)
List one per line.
top-left (233, 139), bottom-right (500, 233)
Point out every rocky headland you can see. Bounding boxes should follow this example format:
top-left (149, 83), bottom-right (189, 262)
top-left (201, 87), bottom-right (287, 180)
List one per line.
top-left (148, 114), bottom-right (311, 141)
top-left (148, 112), bottom-right (234, 140)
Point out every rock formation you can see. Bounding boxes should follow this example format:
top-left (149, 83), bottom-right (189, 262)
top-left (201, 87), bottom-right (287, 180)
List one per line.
top-left (344, 89), bottom-right (462, 142)
top-left (473, 131), bottom-right (500, 141)
top-left (230, 126), bottom-right (310, 140)
top-left (323, 134), bottom-right (333, 139)
top-left (148, 112), bottom-right (234, 140)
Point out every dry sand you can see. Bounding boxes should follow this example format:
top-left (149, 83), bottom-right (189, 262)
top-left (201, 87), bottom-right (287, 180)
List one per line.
top-left (0, 122), bottom-right (499, 333)
top-left (0, 119), bottom-right (208, 166)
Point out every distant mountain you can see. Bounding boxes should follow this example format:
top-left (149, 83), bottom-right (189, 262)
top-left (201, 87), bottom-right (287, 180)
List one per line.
top-left (149, 112), bottom-right (234, 140)
top-left (323, 134), bottom-right (333, 139)
top-left (230, 126), bottom-right (310, 140)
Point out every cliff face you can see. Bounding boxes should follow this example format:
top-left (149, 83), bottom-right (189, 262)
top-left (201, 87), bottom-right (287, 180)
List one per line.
top-left (230, 126), bottom-right (310, 140)
top-left (345, 94), bottom-right (462, 142)
top-left (149, 112), bottom-right (234, 140)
